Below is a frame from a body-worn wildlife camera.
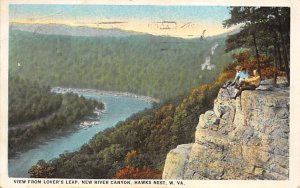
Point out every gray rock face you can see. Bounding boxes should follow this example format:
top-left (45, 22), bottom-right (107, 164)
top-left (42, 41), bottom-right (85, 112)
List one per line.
top-left (162, 144), bottom-right (193, 179)
top-left (162, 83), bottom-right (289, 180)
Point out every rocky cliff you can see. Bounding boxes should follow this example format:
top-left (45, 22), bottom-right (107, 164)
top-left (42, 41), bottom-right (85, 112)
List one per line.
top-left (162, 80), bottom-right (289, 180)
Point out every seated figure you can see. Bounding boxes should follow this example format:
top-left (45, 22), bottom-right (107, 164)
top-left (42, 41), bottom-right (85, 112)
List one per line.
top-left (222, 66), bottom-right (249, 89)
top-left (231, 69), bottom-right (261, 99)
top-left (237, 68), bottom-right (250, 86)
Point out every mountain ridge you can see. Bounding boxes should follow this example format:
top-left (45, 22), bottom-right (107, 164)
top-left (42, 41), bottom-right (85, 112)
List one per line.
top-left (9, 28), bottom-right (232, 100)
top-left (10, 22), bottom-right (143, 37)
top-left (10, 22), bottom-right (238, 40)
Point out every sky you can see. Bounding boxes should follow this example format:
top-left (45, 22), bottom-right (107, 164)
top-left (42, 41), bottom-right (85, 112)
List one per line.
top-left (9, 5), bottom-right (233, 38)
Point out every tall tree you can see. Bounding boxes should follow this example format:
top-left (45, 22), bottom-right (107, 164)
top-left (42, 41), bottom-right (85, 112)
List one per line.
top-left (223, 7), bottom-right (290, 84)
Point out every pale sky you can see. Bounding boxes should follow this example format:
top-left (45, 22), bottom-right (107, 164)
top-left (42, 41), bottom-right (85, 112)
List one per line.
top-left (10, 5), bottom-right (233, 38)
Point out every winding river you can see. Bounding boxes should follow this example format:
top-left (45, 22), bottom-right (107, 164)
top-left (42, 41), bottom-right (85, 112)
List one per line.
top-left (8, 91), bottom-right (153, 177)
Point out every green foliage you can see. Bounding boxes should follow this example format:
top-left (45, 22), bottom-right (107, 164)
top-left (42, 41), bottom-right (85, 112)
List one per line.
top-left (30, 81), bottom-right (221, 178)
top-left (223, 7), bottom-right (290, 83)
top-left (9, 76), bottom-right (104, 156)
top-left (9, 30), bottom-right (231, 100)
top-left (9, 76), bottom-right (62, 124)
top-left (11, 27), bottom-right (232, 178)
top-left (28, 160), bottom-right (56, 178)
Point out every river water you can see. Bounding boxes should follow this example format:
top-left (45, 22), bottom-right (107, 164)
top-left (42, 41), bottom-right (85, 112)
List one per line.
top-left (8, 92), bottom-right (152, 177)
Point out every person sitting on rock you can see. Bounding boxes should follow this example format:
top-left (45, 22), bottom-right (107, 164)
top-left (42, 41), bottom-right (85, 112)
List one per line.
top-left (238, 68), bottom-right (250, 86)
top-left (231, 69), bottom-right (261, 99)
top-left (222, 66), bottom-right (249, 89)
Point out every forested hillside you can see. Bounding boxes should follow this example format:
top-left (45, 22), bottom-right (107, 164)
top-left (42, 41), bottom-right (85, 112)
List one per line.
top-left (27, 6), bottom-right (290, 179)
top-left (9, 76), bottom-right (61, 125)
top-left (9, 27), bottom-right (232, 100)
top-left (9, 76), bottom-right (104, 156)
top-left (28, 35), bottom-right (287, 178)
top-left (28, 72), bottom-right (225, 178)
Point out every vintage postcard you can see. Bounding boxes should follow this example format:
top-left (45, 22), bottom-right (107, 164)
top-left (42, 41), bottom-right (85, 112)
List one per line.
top-left (1, 0), bottom-right (300, 187)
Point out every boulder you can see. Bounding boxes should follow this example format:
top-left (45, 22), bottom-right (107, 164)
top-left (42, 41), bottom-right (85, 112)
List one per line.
top-left (162, 144), bottom-right (192, 179)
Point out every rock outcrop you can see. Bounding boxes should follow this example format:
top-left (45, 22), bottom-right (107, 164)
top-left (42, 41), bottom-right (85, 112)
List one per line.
top-left (162, 81), bottom-right (289, 180)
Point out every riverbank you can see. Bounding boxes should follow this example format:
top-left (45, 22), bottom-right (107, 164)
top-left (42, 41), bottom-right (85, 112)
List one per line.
top-left (51, 87), bottom-right (160, 103)
top-left (9, 91), bottom-right (152, 177)
top-left (9, 92), bottom-right (104, 158)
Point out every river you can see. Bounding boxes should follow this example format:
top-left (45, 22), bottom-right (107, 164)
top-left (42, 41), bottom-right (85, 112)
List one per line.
top-left (8, 91), bottom-right (153, 177)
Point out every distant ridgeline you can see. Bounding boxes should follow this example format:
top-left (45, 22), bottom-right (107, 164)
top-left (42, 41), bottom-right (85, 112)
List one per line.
top-left (27, 7), bottom-right (290, 179)
top-left (9, 24), bottom-right (232, 100)
top-left (8, 76), bottom-right (104, 156)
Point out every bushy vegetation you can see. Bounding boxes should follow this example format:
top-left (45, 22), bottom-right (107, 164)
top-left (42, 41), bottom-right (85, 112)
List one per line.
top-left (9, 30), bottom-right (231, 100)
top-left (9, 76), bottom-right (104, 156)
top-left (28, 76), bottom-right (222, 178)
top-left (114, 166), bottom-right (162, 179)
top-left (26, 6), bottom-right (290, 179)
top-left (223, 7), bottom-right (290, 84)
top-left (9, 76), bottom-right (62, 125)
top-left (28, 44), bottom-right (287, 179)
top-left (222, 50), bottom-right (286, 80)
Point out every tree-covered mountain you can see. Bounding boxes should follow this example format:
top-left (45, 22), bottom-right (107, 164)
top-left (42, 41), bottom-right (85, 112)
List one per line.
top-left (26, 6), bottom-right (290, 179)
top-left (9, 23), bottom-right (233, 177)
top-left (10, 23), bottom-right (141, 37)
top-left (27, 44), bottom-right (286, 179)
top-left (9, 24), bottom-right (232, 100)
top-left (28, 73), bottom-right (224, 179)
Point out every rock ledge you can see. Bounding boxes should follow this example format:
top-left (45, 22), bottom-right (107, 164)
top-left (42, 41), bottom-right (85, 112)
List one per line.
top-left (162, 84), bottom-right (289, 180)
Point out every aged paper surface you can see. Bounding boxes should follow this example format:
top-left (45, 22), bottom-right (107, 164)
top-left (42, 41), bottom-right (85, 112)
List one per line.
top-left (1, 0), bottom-right (300, 187)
